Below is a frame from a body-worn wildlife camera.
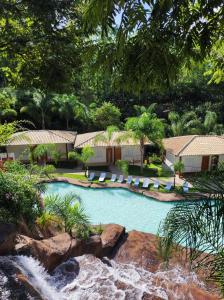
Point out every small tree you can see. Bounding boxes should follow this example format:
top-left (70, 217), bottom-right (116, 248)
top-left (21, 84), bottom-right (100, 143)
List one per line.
top-left (32, 144), bottom-right (60, 166)
top-left (173, 160), bottom-right (185, 187)
top-left (68, 145), bottom-right (94, 176)
top-left (94, 125), bottom-right (119, 145)
top-left (117, 112), bottom-right (164, 174)
top-left (116, 160), bottom-right (129, 176)
top-left (92, 102), bottom-right (121, 129)
top-left (44, 193), bottom-right (90, 237)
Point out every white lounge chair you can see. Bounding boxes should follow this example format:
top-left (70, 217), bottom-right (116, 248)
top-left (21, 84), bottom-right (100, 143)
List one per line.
top-left (111, 174), bottom-right (117, 182)
top-left (153, 180), bottom-right (160, 189)
top-left (183, 182), bottom-right (189, 193)
top-left (99, 172), bottom-right (106, 182)
top-left (142, 178), bottom-right (150, 188)
top-left (88, 172), bottom-right (95, 181)
top-left (165, 182), bottom-right (172, 191)
top-left (127, 176), bottom-right (132, 185)
top-left (133, 177), bottom-right (140, 187)
top-left (118, 175), bottom-right (124, 183)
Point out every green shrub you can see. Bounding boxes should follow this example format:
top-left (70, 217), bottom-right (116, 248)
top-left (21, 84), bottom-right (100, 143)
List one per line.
top-left (0, 171), bottom-right (42, 225)
top-left (149, 154), bottom-right (162, 164)
top-left (4, 160), bottom-right (27, 174)
top-left (44, 193), bottom-right (90, 237)
top-left (116, 160), bottom-right (129, 175)
top-left (91, 224), bottom-right (103, 235)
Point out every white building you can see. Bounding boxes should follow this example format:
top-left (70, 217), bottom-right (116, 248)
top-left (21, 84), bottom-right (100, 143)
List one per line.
top-left (74, 131), bottom-right (152, 166)
top-left (163, 135), bottom-right (224, 173)
top-left (2, 130), bottom-right (76, 162)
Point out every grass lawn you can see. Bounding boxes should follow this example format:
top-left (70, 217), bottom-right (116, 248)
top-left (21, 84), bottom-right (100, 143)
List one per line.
top-left (53, 173), bottom-right (87, 180)
top-left (129, 163), bottom-right (172, 177)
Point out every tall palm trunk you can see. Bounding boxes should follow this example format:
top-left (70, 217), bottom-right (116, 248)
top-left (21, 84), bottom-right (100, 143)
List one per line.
top-left (41, 110), bottom-right (45, 129)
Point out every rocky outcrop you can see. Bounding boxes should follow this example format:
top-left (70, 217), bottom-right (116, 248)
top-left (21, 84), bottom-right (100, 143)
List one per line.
top-left (15, 233), bottom-right (82, 271)
top-left (114, 230), bottom-right (161, 272)
top-left (0, 223), bottom-right (17, 255)
top-left (13, 224), bottom-right (125, 271)
top-left (101, 224), bottom-right (125, 256)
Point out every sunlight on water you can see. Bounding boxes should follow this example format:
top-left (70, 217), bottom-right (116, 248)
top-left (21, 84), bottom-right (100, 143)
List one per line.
top-left (45, 182), bottom-right (177, 234)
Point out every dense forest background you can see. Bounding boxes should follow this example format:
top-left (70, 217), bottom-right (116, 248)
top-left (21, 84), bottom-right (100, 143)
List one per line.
top-left (0, 0), bottom-right (223, 135)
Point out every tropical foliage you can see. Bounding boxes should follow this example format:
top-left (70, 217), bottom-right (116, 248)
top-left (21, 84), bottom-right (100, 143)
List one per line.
top-left (91, 102), bottom-right (121, 129)
top-left (44, 193), bottom-right (90, 237)
top-left (158, 167), bottom-right (224, 293)
top-left (68, 145), bottom-right (94, 176)
top-left (32, 144), bottom-right (61, 165)
top-left (0, 165), bottom-right (43, 225)
top-left (94, 125), bottom-right (119, 146)
top-left (118, 111), bottom-right (164, 173)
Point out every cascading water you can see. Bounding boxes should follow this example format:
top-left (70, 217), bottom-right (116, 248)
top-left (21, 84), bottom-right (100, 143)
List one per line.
top-left (0, 254), bottom-right (209, 300)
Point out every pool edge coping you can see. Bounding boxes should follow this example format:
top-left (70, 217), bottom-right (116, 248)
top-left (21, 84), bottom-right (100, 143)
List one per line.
top-left (44, 177), bottom-right (191, 202)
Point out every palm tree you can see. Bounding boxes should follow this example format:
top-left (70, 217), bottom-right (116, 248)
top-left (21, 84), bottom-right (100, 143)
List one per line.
top-left (158, 166), bottom-right (224, 293)
top-left (133, 103), bottom-right (157, 116)
top-left (203, 111), bottom-right (224, 134)
top-left (168, 111), bottom-right (202, 136)
top-left (32, 144), bottom-right (60, 166)
top-left (94, 125), bottom-right (119, 146)
top-left (44, 193), bottom-right (90, 236)
top-left (54, 94), bottom-right (88, 130)
top-left (68, 145), bottom-right (94, 176)
top-left (20, 90), bottom-right (52, 129)
top-left (117, 112), bottom-right (164, 174)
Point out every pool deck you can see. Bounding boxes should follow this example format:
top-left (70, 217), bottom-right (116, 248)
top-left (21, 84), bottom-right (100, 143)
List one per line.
top-left (51, 177), bottom-right (186, 202)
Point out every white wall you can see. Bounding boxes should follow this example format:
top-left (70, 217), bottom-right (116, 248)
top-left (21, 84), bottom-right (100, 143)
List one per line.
top-left (181, 155), bottom-right (202, 173)
top-left (164, 151), bottom-right (178, 171)
top-left (121, 145), bottom-right (141, 161)
top-left (6, 143), bottom-right (70, 161)
top-left (6, 145), bottom-right (30, 160)
top-left (86, 145), bottom-right (141, 165)
top-left (87, 147), bottom-right (106, 164)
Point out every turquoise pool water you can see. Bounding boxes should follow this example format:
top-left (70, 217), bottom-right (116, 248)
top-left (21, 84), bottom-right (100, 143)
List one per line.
top-left (45, 182), bottom-right (178, 234)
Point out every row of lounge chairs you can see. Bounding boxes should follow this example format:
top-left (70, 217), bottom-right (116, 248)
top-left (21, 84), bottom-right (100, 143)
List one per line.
top-left (88, 172), bottom-right (190, 192)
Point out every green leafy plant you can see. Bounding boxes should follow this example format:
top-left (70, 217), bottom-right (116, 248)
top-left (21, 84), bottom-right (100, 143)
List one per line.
top-left (149, 154), bottom-right (162, 165)
top-left (92, 102), bottom-right (121, 129)
top-left (173, 160), bottom-right (185, 187)
top-left (0, 171), bottom-right (42, 225)
top-left (32, 144), bottom-right (61, 165)
top-left (44, 193), bottom-right (90, 237)
top-left (68, 145), bottom-right (94, 176)
top-left (117, 112), bottom-right (164, 174)
top-left (158, 168), bottom-right (224, 294)
top-left (116, 160), bottom-right (129, 176)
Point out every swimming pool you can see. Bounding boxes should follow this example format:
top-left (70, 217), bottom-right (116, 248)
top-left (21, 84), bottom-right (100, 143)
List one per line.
top-left (45, 182), bottom-right (179, 234)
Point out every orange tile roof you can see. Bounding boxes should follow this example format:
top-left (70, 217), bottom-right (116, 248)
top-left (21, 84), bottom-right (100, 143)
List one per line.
top-left (74, 131), bottom-right (152, 148)
top-left (6, 130), bottom-right (77, 146)
top-left (163, 135), bottom-right (224, 156)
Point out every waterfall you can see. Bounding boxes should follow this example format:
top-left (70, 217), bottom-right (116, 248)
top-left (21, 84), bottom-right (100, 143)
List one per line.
top-left (0, 254), bottom-right (207, 300)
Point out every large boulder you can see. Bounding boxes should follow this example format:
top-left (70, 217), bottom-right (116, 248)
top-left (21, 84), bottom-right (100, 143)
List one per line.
top-left (15, 233), bottom-right (82, 271)
top-left (0, 223), bottom-right (17, 255)
top-left (82, 235), bottom-right (102, 257)
top-left (114, 230), bottom-right (161, 272)
top-left (100, 224), bottom-right (125, 256)
top-left (15, 233), bottom-right (103, 271)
